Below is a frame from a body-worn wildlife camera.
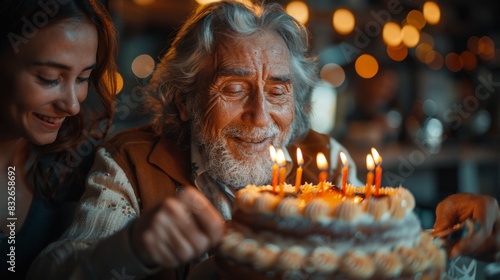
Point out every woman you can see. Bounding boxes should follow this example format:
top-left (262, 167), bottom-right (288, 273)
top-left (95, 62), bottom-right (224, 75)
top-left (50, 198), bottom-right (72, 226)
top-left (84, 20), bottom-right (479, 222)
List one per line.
top-left (0, 0), bottom-right (117, 278)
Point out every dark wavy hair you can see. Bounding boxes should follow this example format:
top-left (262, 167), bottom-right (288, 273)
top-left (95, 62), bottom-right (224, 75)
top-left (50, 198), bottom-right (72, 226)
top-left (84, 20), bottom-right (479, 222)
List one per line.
top-left (0, 0), bottom-right (117, 199)
top-left (145, 0), bottom-right (318, 149)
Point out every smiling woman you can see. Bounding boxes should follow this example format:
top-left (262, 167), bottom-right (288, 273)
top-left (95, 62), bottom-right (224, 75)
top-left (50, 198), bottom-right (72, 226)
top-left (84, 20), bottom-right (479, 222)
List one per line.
top-left (0, 1), bottom-right (117, 279)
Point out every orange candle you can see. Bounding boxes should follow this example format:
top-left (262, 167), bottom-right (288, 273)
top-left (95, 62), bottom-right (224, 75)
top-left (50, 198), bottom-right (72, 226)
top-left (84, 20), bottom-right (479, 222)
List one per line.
top-left (339, 152), bottom-right (349, 193)
top-left (365, 154), bottom-right (375, 199)
top-left (371, 148), bottom-right (383, 197)
top-left (277, 149), bottom-right (287, 197)
top-left (269, 145), bottom-right (279, 191)
top-left (316, 152), bottom-right (329, 191)
top-left (295, 148), bottom-right (304, 193)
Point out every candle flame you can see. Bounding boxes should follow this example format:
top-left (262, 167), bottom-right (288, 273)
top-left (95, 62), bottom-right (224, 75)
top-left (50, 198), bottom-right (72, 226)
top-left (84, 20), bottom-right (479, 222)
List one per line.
top-left (339, 152), bottom-right (348, 166)
top-left (276, 148), bottom-right (286, 167)
top-left (371, 147), bottom-right (383, 165)
top-left (366, 154), bottom-right (375, 170)
top-left (296, 148), bottom-right (304, 166)
top-left (316, 152), bottom-right (328, 170)
top-left (269, 145), bottom-right (277, 162)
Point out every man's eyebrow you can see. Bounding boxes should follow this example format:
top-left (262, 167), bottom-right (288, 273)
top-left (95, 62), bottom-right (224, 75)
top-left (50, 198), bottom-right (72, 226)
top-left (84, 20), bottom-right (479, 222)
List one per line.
top-left (32, 61), bottom-right (96, 71)
top-left (218, 68), bottom-right (251, 77)
top-left (268, 74), bottom-right (292, 83)
top-left (218, 68), bottom-right (292, 83)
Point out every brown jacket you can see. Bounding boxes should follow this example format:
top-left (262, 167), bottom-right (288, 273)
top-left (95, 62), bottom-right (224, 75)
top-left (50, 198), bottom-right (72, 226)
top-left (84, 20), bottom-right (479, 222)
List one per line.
top-left (102, 126), bottom-right (333, 279)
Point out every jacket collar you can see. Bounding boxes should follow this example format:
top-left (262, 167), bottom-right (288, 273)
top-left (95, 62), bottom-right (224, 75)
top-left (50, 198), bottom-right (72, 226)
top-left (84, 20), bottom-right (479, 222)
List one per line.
top-left (148, 135), bottom-right (193, 187)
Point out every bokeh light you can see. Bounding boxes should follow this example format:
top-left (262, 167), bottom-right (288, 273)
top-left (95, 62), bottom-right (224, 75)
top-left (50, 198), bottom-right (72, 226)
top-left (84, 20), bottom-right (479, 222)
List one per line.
top-left (416, 43), bottom-right (433, 62)
top-left (387, 44), bottom-right (408, 61)
top-left (286, 1), bottom-right (309, 25)
top-left (131, 54), bottom-right (155, 78)
top-left (104, 71), bottom-right (124, 95)
top-left (406, 10), bottom-right (426, 30)
top-left (467, 36), bottom-right (479, 54)
top-left (460, 50), bottom-right (477, 71)
top-left (425, 51), bottom-right (444, 70)
top-left (401, 25), bottom-right (420, 48)
top-left (445, 52), bottom-right (463, 72)
top-left (478, 36), bottom-right (495, 60)
top-left (332, 8), bottom-right (355, 35)
top-left (355, 54), bottom-right (379, 79)
top-left (423, 1), bottom-right (441, 25)
top-left (382, 22), bottom-right (402, 47)
top-left (320, 63), bottom-right (346, 88)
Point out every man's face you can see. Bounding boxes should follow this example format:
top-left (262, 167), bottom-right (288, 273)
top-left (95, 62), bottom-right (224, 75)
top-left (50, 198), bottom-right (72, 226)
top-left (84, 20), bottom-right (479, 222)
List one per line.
top-left (189, 31), bottom-right (295, 188)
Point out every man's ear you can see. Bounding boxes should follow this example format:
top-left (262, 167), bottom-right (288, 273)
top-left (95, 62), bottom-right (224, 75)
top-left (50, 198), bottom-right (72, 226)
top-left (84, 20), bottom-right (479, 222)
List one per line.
top-left (175, 94), bottom-right (190, 121)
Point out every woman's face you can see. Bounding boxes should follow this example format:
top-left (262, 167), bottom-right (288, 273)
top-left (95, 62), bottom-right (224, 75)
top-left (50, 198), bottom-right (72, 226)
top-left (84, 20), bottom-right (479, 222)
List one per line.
top-left (0, 19), bottom-right (98, 145)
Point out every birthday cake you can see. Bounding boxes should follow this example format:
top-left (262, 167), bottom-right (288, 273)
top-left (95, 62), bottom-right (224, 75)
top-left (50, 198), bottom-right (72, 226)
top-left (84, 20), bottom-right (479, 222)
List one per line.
top-left (217, 183), bottom-right (446, 279)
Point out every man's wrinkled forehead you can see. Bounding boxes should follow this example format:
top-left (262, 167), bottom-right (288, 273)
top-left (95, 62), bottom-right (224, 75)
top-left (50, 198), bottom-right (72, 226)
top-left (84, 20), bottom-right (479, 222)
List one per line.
top-left (212, 32), bottom-right (292, 80)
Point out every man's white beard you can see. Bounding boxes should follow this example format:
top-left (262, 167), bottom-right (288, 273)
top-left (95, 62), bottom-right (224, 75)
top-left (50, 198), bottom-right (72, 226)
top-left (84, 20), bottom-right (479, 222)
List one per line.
top-left (191, 120), bottom-right (292, 189)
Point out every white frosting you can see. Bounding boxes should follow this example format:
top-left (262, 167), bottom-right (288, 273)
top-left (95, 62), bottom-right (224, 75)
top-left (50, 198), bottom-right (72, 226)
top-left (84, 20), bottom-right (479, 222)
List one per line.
top-left (276, 197), bottom-right (302, 217)
top-left (303, 198), bottom-right (332, 222)
top-left (253, 192), bottom-right (280, 213)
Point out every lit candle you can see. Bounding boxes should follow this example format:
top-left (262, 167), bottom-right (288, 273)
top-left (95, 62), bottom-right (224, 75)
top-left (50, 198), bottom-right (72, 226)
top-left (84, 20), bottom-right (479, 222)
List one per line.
top-left (269, 145), bottom-right (279, 192)
top-left (316, 152), bottom-right (328, 191)
top-left (339, 152), bottom-right (349, 193)
top-left (277, 148), bottom-right (287, 197)
top-left (365, 154), bottom-right (375, 200)
top-left (295, 148), bottom-right (304, 193)
top-left (371, 147), bottom-right (383, 197)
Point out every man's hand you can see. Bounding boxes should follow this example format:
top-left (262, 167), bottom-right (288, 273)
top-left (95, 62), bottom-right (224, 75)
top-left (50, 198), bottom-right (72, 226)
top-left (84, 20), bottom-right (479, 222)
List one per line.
top-left (130, 187), bottom-right (224, 268)
top-left (434, 193), bottom-right (500, 261)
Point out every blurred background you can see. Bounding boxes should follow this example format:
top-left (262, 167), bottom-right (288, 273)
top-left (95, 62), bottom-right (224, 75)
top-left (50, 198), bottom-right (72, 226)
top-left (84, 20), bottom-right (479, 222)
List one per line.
top-left (103, 0), bottom-right (500, 227)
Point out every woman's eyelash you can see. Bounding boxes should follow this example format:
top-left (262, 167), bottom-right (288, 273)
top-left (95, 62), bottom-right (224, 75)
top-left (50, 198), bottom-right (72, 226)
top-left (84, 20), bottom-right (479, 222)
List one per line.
top-left (38, 76), bottom-right (59, 86)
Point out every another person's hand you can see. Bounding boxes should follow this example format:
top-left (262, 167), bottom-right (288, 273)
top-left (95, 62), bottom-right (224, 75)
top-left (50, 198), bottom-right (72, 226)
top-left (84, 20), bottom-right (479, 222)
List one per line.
top-left (434, 193), bottom-right (500, 261)
top-left (130, 187), bottom-right (224, 268)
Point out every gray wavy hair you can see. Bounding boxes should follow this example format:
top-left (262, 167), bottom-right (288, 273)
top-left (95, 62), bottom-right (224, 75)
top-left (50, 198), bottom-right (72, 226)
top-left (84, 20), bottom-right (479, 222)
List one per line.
top-left (145, 0), bottom-right (319, 148)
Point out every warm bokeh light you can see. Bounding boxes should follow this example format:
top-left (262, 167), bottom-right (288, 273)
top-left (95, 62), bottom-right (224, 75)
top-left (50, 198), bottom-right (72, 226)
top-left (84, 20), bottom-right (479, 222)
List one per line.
top-left (387, 44), bottom-right (408, 61)
top-left (133, 0), bottom-right (155, 5)
top-left (416, 42), bottom-right (433, 62)
top-left (320, 63), bottom-right (345, 88)
top-left (115, 72), bottom-right (124, 94)
top-left (425, 51), bottom-right (444, 70)
top-left (131, 54), bottom-right (155, 78)
top-left (423, 1), bottom-right (441, 25)
top-left (286, 1), bottom-right (309, 25)
top-left (401, 24), bottom-right (420, 48)
top-left (355, 54), bottom-right (379, 79)
top-left (406, 10), bottom-right (426, 30)
top-left (467, 36), bottom-right (479, 54)
top-left (478, 36), bottom-right (495, 60)
top-left (104, 71), bottom-right (124, 95)
top-left (419, 32), bottom-right (434, 48)
top-left (382, 22), bottom-right (402, 47)
top-left (460, 50), bottom-right (477, 71)
top-left (333, 8), bottom-right (355, 35)
top-left (445, 52), bottom-right (463, 72)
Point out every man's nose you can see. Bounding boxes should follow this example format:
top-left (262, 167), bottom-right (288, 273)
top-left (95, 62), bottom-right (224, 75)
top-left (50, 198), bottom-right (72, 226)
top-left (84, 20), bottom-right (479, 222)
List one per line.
top-left (242, 88), bottom-right (271, 127)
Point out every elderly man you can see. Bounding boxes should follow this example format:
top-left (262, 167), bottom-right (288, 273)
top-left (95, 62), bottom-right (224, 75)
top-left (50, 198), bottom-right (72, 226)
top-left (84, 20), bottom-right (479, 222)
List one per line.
top-left (28, 1), bottom-right (500, 280)
top-left (29, 2), bottom-right (358, 279)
